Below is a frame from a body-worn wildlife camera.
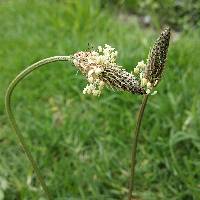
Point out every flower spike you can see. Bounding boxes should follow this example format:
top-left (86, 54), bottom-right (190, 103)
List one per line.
top-left (133, 27), bottom-right (171, 94)
top-left (72, 44), bottom-right (146, 96)
top-left (145, 27), bottom-right (171, 86)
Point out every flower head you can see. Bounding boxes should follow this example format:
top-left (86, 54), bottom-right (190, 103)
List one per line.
top-left (73, 44), bottom-right (146, 96)
top-left (133, 27), bottom-right (171, 94)
top-left (145, 27), bottom-right (170, 86)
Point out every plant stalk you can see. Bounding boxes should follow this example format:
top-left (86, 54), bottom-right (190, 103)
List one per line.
top-left (5, 56), bottom-right (71, 200)
top-left (128, 94), bottom-right (149, 200)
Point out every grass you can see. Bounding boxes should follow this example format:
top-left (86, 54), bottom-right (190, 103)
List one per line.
top-left (0, 0), bottom-right (200, 199)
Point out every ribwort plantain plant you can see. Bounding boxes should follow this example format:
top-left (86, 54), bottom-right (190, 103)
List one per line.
top-left (5, 28), bottom-right (170, 199)
top-left (128, 27), bottom-right (171, 200)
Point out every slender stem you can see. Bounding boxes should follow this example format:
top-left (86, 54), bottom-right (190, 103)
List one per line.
top-left (5, 56), bottom-right (71, 200)
top-left (128, 94), bottom-right (149, 200)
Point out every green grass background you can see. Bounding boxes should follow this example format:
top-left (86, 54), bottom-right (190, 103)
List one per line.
top-left (0, 0), bottom-right (200, 199)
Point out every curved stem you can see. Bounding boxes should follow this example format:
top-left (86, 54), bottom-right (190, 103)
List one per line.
top-left (5, 56), bottom-right (71, 200)
top-left (128, 94), bottom-right (149, 200)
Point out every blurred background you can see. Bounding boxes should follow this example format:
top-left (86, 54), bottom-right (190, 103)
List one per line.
top-left (0, 0), bottom-right (200, 199)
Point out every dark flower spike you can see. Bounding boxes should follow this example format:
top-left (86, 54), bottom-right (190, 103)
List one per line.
top-left (72, 44), bottom-right (146, 96)
top-left (133, 27), bottom-right (171, 95)
top-left (145, 27), bottom-right (171, 86)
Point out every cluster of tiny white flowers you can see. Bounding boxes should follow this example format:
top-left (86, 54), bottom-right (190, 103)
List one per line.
top-left (82, 79), bottom-right (105, 96)
top-left (133, 60), bottom-right (157, 95)
top-left (73, 44), bottom-right (119, 96)
top-left (97, 44), bottom-right (118, 65)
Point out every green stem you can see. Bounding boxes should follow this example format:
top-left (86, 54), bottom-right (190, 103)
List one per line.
top-left (128, 94), bottom-right (149, 200)
top-left (5, 56), bottom-right (71, 200)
